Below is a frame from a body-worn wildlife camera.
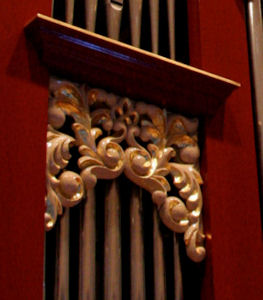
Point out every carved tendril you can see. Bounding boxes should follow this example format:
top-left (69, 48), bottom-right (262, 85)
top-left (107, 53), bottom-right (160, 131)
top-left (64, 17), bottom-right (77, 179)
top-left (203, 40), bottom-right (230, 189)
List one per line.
top-left (46, 78), bottom-right (206, 261)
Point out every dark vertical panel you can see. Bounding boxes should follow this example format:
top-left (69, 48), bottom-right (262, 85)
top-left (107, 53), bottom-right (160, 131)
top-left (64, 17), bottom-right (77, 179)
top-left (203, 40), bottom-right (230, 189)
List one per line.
top-left (178, 235), bottom-right (204, 300)
top-left (160, 223), bottom-right (174, 300)
top-left (119, 0), bottom-right (131, 45)
top-left (159, 0), bottom-right (169, 58)
top-left (53, 0), bottom-right (66, 20)
top-left (175, 0), bottom-right (189, 63)
top-left (95, 0), bottom-right (107, 36)
top-left (73, 0), bottom-right (86, 28)
top-left (45, 225), bottom-right (59, 300)
top-left (141, 189), bottom-right (154, 300)
top-left (69, 205), bottom-right (80, 299)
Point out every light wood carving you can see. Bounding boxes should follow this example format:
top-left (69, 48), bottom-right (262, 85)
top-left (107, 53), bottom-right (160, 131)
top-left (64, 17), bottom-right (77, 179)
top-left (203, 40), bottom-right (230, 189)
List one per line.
top-left (46, 78), bottom-right (206, 262)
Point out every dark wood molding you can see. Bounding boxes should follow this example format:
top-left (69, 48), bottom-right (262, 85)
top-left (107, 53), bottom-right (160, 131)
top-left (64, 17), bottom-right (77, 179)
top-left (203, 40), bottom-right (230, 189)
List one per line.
top-left (25, 14), bottom-right (239, 116)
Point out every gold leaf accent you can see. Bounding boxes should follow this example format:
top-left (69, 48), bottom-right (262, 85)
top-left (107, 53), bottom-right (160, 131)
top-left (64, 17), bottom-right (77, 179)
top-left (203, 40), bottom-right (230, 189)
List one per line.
top-left (46, 78), bottom-right (205, 262)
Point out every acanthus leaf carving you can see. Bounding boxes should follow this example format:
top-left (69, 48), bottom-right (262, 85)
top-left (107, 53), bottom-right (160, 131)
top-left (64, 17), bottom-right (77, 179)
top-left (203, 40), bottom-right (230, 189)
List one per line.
top-left (46, 78), bottom-right (206, 261)
top-left (46, 125), bottom-right (84, 230)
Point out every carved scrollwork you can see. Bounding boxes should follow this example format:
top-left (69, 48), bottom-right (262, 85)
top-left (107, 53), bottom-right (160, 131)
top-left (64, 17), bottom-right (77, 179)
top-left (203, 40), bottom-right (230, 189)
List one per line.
top-left (46, 126), bottom-right (84, 230)
top-left (46, 78), bottom-right (206, 262)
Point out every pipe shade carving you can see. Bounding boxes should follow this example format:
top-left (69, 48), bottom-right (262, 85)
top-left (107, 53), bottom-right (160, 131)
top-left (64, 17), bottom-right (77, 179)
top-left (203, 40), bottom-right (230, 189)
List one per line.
top-left (46, 78), bottom-right (206, 262)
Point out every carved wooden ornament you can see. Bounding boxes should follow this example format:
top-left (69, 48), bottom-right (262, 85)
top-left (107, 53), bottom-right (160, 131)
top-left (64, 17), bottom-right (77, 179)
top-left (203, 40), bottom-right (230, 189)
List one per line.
top-left (46, 78), bottom-right (206, 262)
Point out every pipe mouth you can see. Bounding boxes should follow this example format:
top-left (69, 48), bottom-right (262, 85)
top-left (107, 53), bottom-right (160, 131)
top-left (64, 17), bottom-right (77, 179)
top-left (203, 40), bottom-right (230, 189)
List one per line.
top-left (110, 0), bottom-right (124, 8)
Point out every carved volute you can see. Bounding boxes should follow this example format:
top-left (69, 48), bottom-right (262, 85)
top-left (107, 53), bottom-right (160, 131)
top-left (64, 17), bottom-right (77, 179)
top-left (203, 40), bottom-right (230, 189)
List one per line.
top-left (46, 77), bottom-right (206, 262)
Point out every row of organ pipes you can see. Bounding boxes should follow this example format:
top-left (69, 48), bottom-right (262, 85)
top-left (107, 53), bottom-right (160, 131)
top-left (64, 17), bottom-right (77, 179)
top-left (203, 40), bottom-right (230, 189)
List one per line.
top-left (61, 0), bottom-right (176, 58)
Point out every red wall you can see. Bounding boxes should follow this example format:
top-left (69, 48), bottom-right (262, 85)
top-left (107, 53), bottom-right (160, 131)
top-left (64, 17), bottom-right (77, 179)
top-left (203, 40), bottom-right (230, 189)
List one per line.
top-left (188, 1), bottom-right (263, 300)
top-left (0, 1), bottom-right (52, 299)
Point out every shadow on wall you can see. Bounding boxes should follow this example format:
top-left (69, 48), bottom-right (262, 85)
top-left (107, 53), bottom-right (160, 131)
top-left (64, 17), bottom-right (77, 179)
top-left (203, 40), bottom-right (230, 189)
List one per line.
top-left (7, 31), bottom-right (49, 88)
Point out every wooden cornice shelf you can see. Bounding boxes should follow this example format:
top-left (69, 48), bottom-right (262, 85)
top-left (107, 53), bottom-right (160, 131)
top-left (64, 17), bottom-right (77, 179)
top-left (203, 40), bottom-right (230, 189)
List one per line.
top-left (25, 14), bottom-right (240, 116)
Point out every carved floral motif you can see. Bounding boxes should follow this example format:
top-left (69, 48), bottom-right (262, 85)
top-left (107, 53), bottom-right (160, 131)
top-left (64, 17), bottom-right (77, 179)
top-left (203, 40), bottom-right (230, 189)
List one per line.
top-left (46, 78), bottom-right (206, 262)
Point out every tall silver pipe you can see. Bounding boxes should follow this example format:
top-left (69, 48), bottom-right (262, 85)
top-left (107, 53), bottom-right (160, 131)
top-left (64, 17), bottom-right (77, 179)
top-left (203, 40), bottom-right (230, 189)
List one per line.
top-left (105, 0), bottom-right (124, 40)
top-left (167, 0), bottom-right (175, 59)
top-left (149, 0), bottom-right (159, 53)
top-left (247, 0), bottom-right (263, 193)
top-left (104, 180), bottom-right (122, 300)
top-left (129, 0), bottom-right (143, 47)
top-left (174, 234), bottom-right (183, 300)
top-left (130, 186), bottom-right (145, 300)
top-left (153, 207), bottom-right (166, 300)
top-left (85, 0), bottom-right (98, 31)
top-left (65, 0), bottom-right (75, 24)
top-left (79, 190), bottom-right (96, 300)
top-left (56, 208), bottom-right (70, 300)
